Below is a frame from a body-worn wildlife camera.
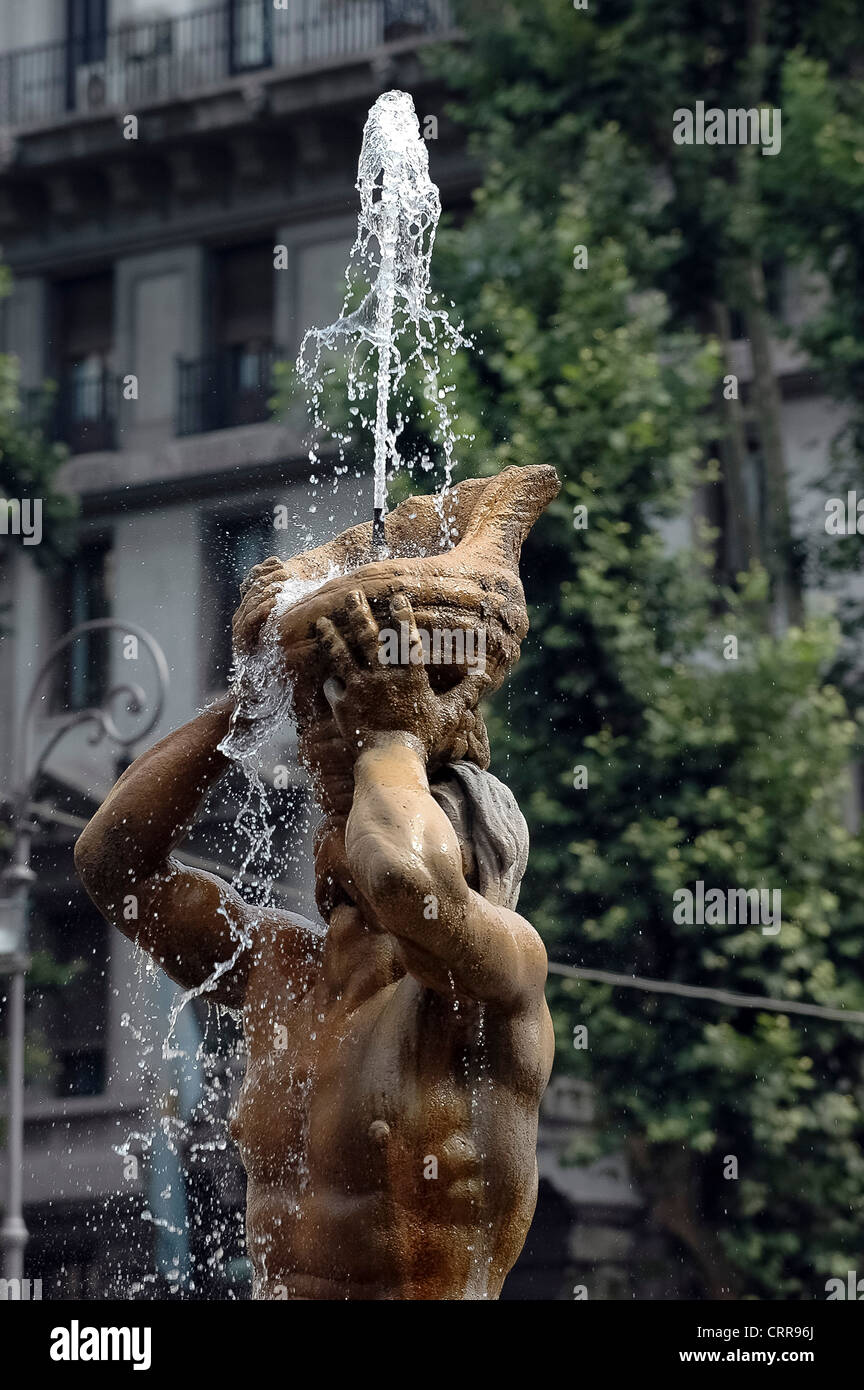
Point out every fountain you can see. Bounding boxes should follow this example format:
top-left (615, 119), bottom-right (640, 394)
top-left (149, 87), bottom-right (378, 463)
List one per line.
top-left (75, 90), bottom-right (560, 1300)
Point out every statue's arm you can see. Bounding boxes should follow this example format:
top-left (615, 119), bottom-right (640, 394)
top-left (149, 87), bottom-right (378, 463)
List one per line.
top-left (74, 696), bottom-right (255, 1006)
top-left (345, 734), bottom-right (547, 1011)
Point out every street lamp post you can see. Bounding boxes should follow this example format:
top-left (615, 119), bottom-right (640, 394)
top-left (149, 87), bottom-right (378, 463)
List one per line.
top-left (0, 618), bottom-right (169, 1281)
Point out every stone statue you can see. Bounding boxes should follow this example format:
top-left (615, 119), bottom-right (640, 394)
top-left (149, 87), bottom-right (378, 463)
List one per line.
top-left (75, 463), bottom-right (559, 1300)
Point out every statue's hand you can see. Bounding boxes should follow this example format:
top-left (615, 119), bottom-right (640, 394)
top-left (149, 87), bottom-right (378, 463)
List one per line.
top-left (316, 589), bottom-right (489, 764)
top-left (232, 556), bottom-right (290, 656)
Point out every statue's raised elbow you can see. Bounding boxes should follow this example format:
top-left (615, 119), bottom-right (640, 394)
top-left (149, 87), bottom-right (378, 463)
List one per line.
top-left (74, 822), bottom-right (113, 902)
top-left (73, 826), bottom-right (95, 883)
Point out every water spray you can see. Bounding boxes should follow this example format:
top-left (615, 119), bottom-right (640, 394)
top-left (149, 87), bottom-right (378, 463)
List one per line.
top-left (298, 89), bottom-right (471, 554)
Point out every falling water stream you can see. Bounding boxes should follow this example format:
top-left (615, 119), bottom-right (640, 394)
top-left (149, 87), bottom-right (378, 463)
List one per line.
top-left (122, 89), bottom-right (491, 1298)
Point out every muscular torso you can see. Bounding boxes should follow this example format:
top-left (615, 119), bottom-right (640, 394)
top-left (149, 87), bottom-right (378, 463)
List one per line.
top-left (229, 911), bottom-right (553, 1300)
top-left (73, 574), bottom-right (557, 1300)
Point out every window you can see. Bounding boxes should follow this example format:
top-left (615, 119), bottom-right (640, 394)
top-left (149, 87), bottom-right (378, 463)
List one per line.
top-left (214, 240), bottom-right (277, 425)
top-left (66, 0), bottom-right (109, 111)
top-left (28, 903), bottom-right (109, 1099)
top-left (215, 240), bottom-right (274, 351)
top-left (384, 2), bottom-right (438, 41)
top-left (68, 356), bottom-right (106, 423)
top-left (54, 272), bottom-right (116, 452)
top-left (55, 535), bottom-right (114, 713)
top-left (177, 241), bottom-right (278, 435)
top-left (203, 511), bottom-right (275, 690)
top-left (228, 0), bottom-right (273, 74)
top-left (66, 0), bottom-right (108, 63)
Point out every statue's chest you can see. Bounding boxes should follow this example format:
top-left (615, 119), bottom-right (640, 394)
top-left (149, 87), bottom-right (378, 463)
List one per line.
top-left (230, 970), bottom-right (489, 1184)
top-left (228, 947), bottom-right (321, 1177)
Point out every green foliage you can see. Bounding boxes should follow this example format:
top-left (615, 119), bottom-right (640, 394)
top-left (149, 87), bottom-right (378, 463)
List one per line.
top-left (436, 0), bottom-right (864, 1297)
top-left (762, 50), bottom-right (864, 388)
top-left (760, 48), bottom-right (864, 625)
top-left (0, 951), bottom-right (86, 1106)
top-left (0, 265), bottom-right (76, 580)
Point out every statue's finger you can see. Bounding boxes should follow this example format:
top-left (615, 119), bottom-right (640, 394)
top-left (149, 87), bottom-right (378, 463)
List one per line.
top-left (233, 594), bottom-right (262, 639)
top-left (446, 666), bottom-right (490, 715)
top-left (252, 596), bottom-right (278, 629)
top-left (240, 556), bottom-right (283, 596)
top-left (316, 616), bottom-right (353, 680)
top-left (344, 590), bottom-right (380, 667)
top-left (390, 592), bottom-right (424, 665)
top-left (255, 555), bottom-right (283, 575)
top-left (240, 581), bottom-right (280, 622)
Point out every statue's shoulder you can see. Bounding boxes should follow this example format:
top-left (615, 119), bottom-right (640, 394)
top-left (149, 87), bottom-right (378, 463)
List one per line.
top-left (248, 907), bottom-right (326, 968)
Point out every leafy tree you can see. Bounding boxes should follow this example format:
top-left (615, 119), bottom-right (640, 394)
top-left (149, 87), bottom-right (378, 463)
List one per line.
top-left (0, 263), bottom-right (76, 580)
top-left (759, 48), bottom-right (864, 662)
top-left (440, 0), bottom-right (864, 625)
top-left (430, 1), bottom-right (864, 1297)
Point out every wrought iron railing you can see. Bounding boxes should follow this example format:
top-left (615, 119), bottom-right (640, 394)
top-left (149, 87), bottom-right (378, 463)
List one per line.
top-left (21, 369), bottom-right (119, 454)
top-left (0, 1), bottom-right (453, 132)
top-left (176, 343), bottom-right (284, 436)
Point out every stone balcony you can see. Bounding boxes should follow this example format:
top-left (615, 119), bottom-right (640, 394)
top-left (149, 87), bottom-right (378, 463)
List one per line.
top-left (0, 0), bottom-right (466, 265)
top-left (0, 1), bottom-right (454, 136)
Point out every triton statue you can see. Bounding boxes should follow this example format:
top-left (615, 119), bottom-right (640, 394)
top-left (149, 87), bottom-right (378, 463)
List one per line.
top-left (76, 463), bottom-right (559, 1300)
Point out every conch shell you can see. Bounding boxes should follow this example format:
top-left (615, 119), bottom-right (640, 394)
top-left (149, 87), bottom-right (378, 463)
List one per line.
top-left (273, 463), bottom-right (560, 820)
